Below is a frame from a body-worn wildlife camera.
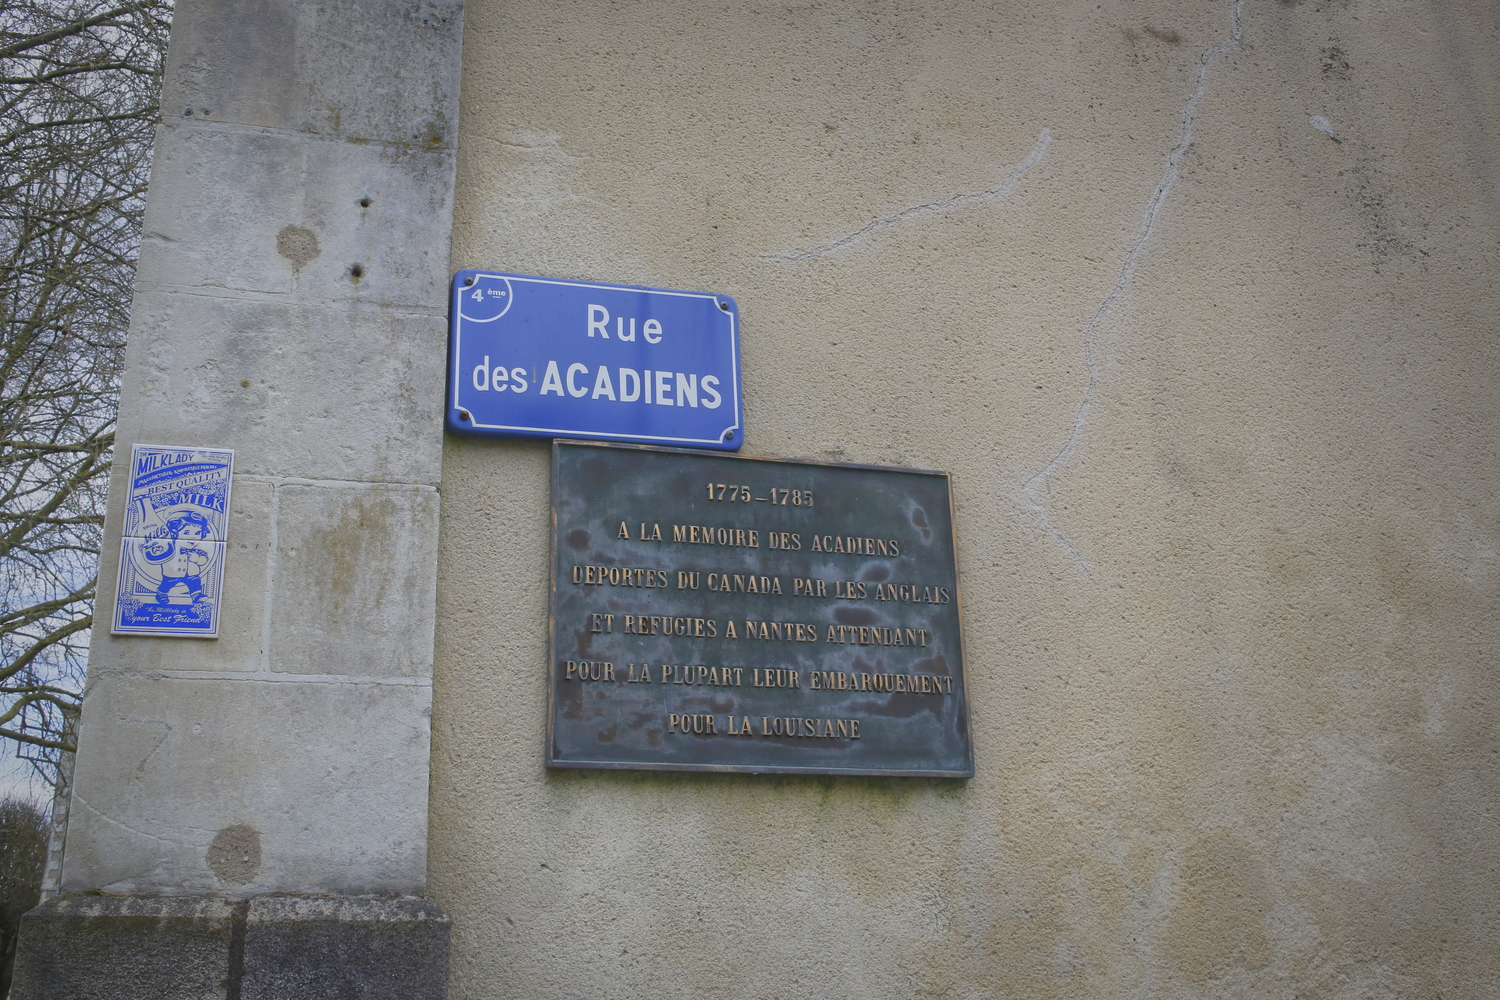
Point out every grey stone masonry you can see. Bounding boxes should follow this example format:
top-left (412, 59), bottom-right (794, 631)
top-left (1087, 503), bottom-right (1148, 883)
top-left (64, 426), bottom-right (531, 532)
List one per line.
top-left (15, 0), bottom-right (463, 994)
top-left (12, 896), bottom-right (450, 1000)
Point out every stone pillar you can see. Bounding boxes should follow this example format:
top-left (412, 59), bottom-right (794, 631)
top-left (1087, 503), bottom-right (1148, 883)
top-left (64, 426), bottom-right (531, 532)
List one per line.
top-left (14, 2), bottom-right (463, 996)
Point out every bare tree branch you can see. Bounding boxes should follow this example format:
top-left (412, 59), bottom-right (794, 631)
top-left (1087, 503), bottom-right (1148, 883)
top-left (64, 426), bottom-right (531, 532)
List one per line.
top-left (0, 4), bottom-right (137, 59)
top-left (1, 0), bottom-right (171, 786)
top-left (0, 728), bottom-right (74, 753)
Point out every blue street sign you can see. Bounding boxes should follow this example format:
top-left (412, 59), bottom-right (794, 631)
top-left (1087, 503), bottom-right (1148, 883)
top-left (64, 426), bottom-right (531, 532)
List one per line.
top-left (447, 271), bottom-right (743, 450)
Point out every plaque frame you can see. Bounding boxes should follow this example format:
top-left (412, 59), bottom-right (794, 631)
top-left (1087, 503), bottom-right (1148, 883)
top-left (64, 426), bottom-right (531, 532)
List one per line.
top-left (546, 439), bottom-right (974, 778)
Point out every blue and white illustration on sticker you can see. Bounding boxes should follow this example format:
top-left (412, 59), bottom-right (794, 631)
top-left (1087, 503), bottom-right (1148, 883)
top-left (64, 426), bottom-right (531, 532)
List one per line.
top-left (112, 444), bottom-right (234, 638)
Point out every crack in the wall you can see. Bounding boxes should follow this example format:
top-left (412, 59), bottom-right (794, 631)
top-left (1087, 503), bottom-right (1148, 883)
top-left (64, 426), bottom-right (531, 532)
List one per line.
top-left (72, 792), bottom-right (178, 846)
top-left (1022, 0), bottom-right (1244, 571)
top-left (764, 129), bottom-right (1052, 261)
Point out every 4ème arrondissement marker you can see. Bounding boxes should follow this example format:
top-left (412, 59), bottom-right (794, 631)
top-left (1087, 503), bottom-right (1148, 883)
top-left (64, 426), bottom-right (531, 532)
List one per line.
top-left (549, 441), bottom-right (972, 777)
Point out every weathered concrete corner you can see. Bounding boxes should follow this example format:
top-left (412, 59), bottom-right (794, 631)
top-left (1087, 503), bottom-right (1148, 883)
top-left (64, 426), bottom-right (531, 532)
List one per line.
top-left (15, 0), bottom-right (464, 994)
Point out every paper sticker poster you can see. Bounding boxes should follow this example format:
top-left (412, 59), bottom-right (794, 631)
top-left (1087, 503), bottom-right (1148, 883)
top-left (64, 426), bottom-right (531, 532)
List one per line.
top-left (112, 444), bottom-right (234, 638)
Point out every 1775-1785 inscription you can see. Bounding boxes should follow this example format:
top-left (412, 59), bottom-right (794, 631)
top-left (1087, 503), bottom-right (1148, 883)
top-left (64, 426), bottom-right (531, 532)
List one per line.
top-left (549, 441), bottom-right (972, 776)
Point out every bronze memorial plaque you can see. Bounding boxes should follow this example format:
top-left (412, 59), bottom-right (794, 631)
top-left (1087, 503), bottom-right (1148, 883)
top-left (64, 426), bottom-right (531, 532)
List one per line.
top-left (549, 441), bottom-right (972, 777)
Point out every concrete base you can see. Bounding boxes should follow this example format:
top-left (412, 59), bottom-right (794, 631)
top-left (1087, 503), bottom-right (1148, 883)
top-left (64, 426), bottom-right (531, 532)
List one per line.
top-left (11, 896), bottom-right (449, 1000)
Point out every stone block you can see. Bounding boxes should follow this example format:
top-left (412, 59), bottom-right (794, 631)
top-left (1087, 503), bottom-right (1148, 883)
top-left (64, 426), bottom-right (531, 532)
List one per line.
top-left (11, 897), bottom-right (233, 1000)
top-left (63, 676), bottom-right (432, 896)
top-left (160, 0), bottom-right (464, 144)
top-left (137, 124), bottom-right (455, 308)
top-left (12, 896), bottom-right (449, 1000)
top-left (267, 484), bottom-right (440, 677)
top-left (114, 294), bottom-right (446, 485)
top-left (241, 897), bottom-right (450, 999)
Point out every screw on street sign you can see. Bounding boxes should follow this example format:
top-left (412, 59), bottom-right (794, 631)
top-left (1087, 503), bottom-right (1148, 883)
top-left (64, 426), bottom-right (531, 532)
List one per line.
top-left (447, 271), bottom-right (743, 450)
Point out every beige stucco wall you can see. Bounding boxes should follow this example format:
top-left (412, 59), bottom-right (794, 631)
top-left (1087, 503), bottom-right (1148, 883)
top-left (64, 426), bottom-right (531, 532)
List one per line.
top-left (429, 1), bottom-right (1500, 996)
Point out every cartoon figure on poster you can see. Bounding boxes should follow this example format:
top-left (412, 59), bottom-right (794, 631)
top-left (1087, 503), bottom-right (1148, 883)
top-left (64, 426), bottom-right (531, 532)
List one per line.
top-left (141, 508), bottom-right (213, 604)
top-left (113, 445), bottom-right (234, 638)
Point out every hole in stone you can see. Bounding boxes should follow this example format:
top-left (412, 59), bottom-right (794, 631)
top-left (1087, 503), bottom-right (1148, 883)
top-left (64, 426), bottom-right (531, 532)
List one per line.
top-left (358, 197), bottom-right (372, 208)
top-left (350, 263), bottom-right (365, 280)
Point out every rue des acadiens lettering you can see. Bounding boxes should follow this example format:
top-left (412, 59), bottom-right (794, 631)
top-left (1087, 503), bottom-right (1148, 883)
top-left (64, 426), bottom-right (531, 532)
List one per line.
top-left (561, 517), bottom-right (957, 743)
